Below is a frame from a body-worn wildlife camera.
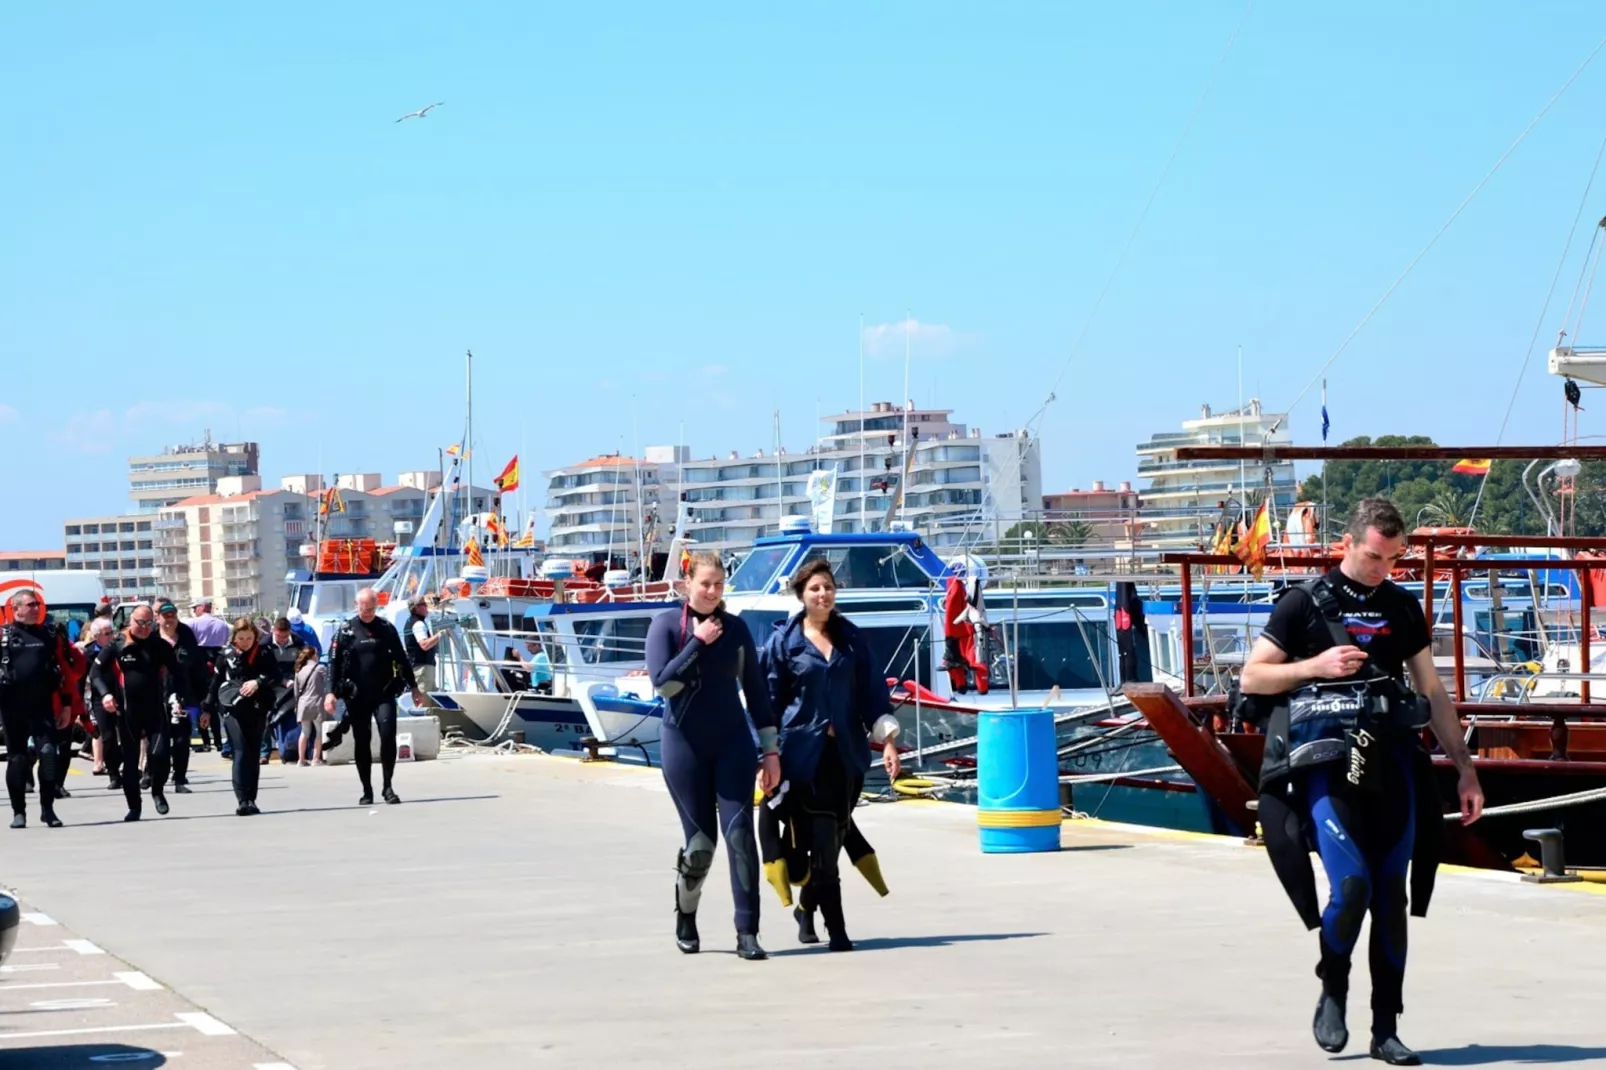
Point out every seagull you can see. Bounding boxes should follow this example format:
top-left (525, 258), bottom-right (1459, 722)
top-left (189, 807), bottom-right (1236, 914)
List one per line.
top-left (396, 102), bottom-right (445, 123)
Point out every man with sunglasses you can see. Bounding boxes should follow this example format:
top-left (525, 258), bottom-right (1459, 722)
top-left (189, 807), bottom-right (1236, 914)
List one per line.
top-left (91, 604), bottom-right (183, 821)
top-left (0, 590), bottom-right (69, 828)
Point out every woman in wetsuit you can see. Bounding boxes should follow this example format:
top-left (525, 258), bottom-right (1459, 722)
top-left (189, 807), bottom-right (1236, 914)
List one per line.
top-left (647, 552), bottom-right (780, 960)
top-left (759, 558), bottom-right (901, 951)
top-left (203, 617), bottom-right (282, 816)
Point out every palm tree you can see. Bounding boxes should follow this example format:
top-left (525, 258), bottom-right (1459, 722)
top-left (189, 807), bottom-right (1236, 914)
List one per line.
top-left (1421, 488), bottom-right (1472, 528)
top-left (1047, 520), bottom-right (1094, 547)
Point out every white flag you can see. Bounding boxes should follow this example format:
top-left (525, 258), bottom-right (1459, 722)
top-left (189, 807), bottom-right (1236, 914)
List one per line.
top-left (805, 468), bottom-right (837, 534)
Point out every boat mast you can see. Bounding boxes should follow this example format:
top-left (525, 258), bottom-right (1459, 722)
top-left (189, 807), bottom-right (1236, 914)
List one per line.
top-left (858, 313), bottom-right (866, 531)
top-left (901, 308), bottom-right (911, 527)
top-left (465, 349), bottom-right (474, 552)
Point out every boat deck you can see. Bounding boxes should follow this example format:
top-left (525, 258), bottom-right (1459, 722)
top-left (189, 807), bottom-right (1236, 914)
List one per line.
top-left (2, 752), bottom-right (1603, 1069)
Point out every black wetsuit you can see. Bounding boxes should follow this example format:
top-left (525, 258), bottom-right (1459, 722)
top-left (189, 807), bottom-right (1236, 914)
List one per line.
top-left (162, 622), bottom-right (207, 789)
top-left (204, 643), bottom-right (282, 808)
top-left (91, 632), bottom-right (181, 816)
top-left (646, 606), bottom-right (777, 938)
top-left (327, 614), bottom-right (415, 800)
top-left (1258, 569), bottom-right (1432, 1045)
top-left (759, 611), bottom-right (892, 943)
top-left (1, 623), bottom-right (65, 824)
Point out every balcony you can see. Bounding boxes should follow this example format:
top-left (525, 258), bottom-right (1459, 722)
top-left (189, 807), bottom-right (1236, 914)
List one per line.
top-left (223, 564), bottom-right (256, 580)
top-left (222, 549), bottom-right (255, 563)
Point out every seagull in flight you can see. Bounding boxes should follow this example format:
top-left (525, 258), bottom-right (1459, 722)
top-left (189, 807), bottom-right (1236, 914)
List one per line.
top-left (396, 102), bottom-right (445, 123)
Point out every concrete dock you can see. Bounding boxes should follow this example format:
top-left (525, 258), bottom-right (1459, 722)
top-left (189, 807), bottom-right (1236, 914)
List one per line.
top-left (2, 752), bottom-right (1603, 1069)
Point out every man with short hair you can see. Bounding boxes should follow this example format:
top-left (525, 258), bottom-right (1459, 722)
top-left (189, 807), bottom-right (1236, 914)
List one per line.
top-left (155, 600), bottom-right (206, 793)
top-left (262, 617), bottom-right (304, 764)
top-left (324, 589), bottom-right (426, 805)
top-left (0, 591), bottom-right (70, 828)
top-left (403, 598), bottom-right (442, 708)
top-left (91, 605), bottom-right (183, 821)
top-left (1242, 497), bottom-right (1484, 1065)
top-left (187, 599), bottom-right (229, 755)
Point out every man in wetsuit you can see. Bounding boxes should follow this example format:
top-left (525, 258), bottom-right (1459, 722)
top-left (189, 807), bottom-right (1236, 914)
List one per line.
top-left (323, 588), bottom-right (426, 806)
top-left (1, 590), bottom-right (69, 828)
top-left (1241, 497), bottom-right (1483, 1066)
top-left (91, 605), bottom-right (183, 821)
top-left (156, 600), bottom-right (206, 793)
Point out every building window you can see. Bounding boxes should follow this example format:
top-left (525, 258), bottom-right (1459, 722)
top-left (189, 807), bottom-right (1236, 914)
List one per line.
top-left (138, 558), bottom-right (154, 570)
top-left (137, 521), bottom-right (151, 532)
top-left (119, 523), bottom-right (134, 533)
top-left (138, 540), bottom-right (152, 550)
top-left (65, 525), bottom-right (81, 536)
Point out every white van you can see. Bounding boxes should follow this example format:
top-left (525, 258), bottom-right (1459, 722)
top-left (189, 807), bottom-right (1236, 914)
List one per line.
top-left (0, 571), bottom-right (109, 640)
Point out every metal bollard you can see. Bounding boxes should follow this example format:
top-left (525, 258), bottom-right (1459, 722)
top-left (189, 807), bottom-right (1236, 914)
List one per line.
top-left (1521, 828), bottom-right (1582, 883)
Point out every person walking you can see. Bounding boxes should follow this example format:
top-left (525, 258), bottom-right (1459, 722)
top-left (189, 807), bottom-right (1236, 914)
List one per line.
top-left (646, 552), bottom-right (780, 960)
top-left (77, 618), bottom-right (114, 778)
top-left (292, 645), bottom-right (327, 765)
top-left (155, 600), bottom-right (206, 794)
top-left (1240, 498), bottom-right (1484, 1065)
top-left (758, 558), bottom-right (901, 951)
top-left (261, 618), bottom-right (304, 765)
top-left (1, 591), bottom-right (75, 828)
top-left (203, 617), bottom-right (282, 816)
top-left (402, 598), bottom-right (442, 708)
top-left (323, 589), bottom-right (425, 805)
top-left (90, 604), bottom-right (182, 821)
top-left (188, 599), bottom-right (229, 755)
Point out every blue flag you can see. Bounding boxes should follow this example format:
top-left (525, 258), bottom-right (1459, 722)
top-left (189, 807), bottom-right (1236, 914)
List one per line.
top-left (1321, 404), bottom-right (1330, 442)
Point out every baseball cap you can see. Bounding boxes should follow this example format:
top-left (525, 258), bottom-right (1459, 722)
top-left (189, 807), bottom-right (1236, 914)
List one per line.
top-left (157, 601), bottom-right (178, 614)
top-left (287, 608), bottom-right (304, 623)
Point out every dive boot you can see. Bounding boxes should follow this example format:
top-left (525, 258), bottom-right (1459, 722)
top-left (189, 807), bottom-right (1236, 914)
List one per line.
top-left (1369, 1035), bottom-right (1421, 1066)
top-left (795, 907), bottom-right (820, 945)
top-left (1313, 991), bottom-right (1348, 1053)
top-left (735, 933), bottom-right (767, 960)
top-left (674, 909), bottom-right (700, 954)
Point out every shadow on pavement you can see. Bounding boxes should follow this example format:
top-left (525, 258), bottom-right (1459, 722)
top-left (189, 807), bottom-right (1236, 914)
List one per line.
top-left (0, 1043), bottom-right (167, 1067)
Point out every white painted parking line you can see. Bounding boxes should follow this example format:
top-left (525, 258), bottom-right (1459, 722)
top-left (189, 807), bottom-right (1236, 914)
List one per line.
top-left (255, 1063), bottom-right (300, 1070)
top-left (21, 912), bottom-right (59, 926)
top-left (0, 961), bottom-right (60, 972)
top-left (0, 1021), bottom-right (185, 1041)
top-left (64, 938), bottom-right (106, 955)
top-left (2, 1010), bottom-right (241, 1042)
top-left (31, 997), bottom-right (117, 1010)
top-left (176, 1011), bottom-right (237, 1036)
top-left (0, 979), bottom-right (124, 991)
top-left (114, 970), bottom-right (164, 991)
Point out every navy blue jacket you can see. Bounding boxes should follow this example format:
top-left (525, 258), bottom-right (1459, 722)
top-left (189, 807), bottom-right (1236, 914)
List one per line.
top-left (759, 611), bottom-right (891, 786)
top-left (647, 606), bottom-right (777, 751)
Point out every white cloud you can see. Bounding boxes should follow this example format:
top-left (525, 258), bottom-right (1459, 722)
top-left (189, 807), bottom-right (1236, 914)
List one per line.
top-left (51, 409), bottom-right (118, 453)
top-left (0, 403), bottom-right (18, 425)
top-left (860, 319), bottom-right (969, 360)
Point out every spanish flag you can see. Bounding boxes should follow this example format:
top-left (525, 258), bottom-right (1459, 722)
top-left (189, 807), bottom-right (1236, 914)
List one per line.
top-left (319, 485), bottom-right (345, 516)
top-left (446, 443), bottom-right (470, 459)
top-left (485, 514), bottom-right (509, 548)
top-left (1452, 458), bottom-right (1492, 476)
top-left (1235, 500), bottom-right (1272, 580)
top-left (494, 455), bottom-right (520, 494)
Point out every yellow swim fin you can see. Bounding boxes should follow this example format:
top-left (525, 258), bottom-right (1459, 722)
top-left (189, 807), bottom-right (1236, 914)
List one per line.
top-left (853, 852), bottom-right (890, 897)
top-left (763, 860), bottom-right (794, 907)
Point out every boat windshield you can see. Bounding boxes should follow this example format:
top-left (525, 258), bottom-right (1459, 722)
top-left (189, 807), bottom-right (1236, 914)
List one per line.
top-left (728, 547), bottom-right (792, 593)
top-left (796, 545), bottom-right (932, 590)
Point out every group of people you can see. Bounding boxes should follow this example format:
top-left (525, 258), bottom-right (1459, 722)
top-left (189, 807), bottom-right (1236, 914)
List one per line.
top-left (6, 498), bottom-right (1488, 1061)
top-left (1, 588), bottom-right (426, 823)
top-left (646, 551), bottom-right (901, 960)
top-left (647, 502), bottom-right (1485, 1066)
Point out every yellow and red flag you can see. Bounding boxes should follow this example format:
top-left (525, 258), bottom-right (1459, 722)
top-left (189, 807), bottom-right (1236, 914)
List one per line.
top-left (494, 455), bottom-right (520, 494)
top-left (485, 514), bottom-right (509, 548)
top-left (465, 537), bottom-right (485, 567)
top-left (1235, 500), bottom-right (1272, 580)
top-left (1451, 458), bottom-right (1492, 476)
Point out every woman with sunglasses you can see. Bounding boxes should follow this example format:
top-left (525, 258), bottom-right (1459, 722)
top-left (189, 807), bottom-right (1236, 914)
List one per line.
top-left (202, 617), bottom-right (284, 816)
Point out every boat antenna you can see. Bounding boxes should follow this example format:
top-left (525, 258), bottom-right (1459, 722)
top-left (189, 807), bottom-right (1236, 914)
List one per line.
top-left (858, 312), bottom-right (866, 528)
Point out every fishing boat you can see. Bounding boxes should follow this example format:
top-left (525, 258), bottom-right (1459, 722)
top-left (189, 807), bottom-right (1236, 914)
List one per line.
top-left (1123, 443), bottom-right (1606, 871)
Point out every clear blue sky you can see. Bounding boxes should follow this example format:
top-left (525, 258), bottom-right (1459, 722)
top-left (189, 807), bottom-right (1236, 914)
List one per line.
top-left (4, 1), bottom-right (1606, 548)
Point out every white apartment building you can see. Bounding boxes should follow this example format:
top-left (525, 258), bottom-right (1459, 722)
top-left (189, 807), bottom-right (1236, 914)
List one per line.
top-left (154, 476), bottom-right (305, 615)
top-left (128, 439), bottom-right (259, 513)
top-left (678, 402), bottom-right (1042, 554)
top-left (544, 449), bottom-right (683, 561)
top-left (1134, 399), bottom-right (1299, 549)
top-left (62, 515), bottom-right (160, 599)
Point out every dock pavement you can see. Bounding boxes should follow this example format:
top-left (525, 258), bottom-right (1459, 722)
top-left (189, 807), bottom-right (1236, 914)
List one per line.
top-left (2, 750), bottom-right (1603, 1069)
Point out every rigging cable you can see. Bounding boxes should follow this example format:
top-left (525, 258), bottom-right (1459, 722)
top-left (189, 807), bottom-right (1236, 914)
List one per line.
top-left (1274, 33), bottom-right (1606, 434)
top-left (1030, 0), bottom-right (1254, 429)
top-left (1466, 134), bottom-right (1606, 530)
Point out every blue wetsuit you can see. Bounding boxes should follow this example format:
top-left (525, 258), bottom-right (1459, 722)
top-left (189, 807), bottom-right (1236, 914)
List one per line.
top-left (1301, 747), bottom-right (1416, 1024)
top-left (647, 606), bottom-right (777, 936)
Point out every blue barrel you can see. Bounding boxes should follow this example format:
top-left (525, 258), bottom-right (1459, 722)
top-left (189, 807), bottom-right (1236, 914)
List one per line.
top-left (977, 708), bottom-right (1061, 853)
